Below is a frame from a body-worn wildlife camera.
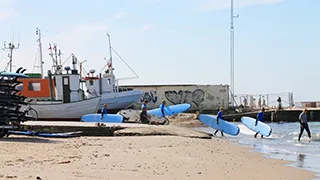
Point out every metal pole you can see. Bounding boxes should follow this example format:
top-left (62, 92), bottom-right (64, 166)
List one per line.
top-left (36, 28), bottom-right (44, 78)
top-left (9, 47), bottom-right (13, 72)
top-left (230, 0), bottom-right (239, 107)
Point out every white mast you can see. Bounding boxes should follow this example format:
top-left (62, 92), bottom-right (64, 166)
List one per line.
top-left (230, 0), bottom-right (239, 107)
top-left (106, 33), bottom-right (113, 74)
top-left (36, 28), bottom-right (44, 78)
top-left (3, 32), bottom-right (20, 72)
top-left (103, 33), bottom-right (139, 81)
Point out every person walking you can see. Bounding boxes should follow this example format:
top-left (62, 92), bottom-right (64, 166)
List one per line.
top-left (298, 108), bottom-right (311, 141)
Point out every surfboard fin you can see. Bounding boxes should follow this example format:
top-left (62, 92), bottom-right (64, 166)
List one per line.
top-left (15, 67), bottom-right (23, 73)
top-left (21, 69), bottom-right (27, 73)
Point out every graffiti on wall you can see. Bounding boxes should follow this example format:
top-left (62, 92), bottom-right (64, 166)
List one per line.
top-left (140, 90), bottom-right (158, 103)
top-left (164, 89), bottom-right (205, 108)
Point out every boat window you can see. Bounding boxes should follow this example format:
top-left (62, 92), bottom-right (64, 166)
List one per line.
top-left (89, 80), bottom-right (94, 86)
top-left (108, 79), bottom-right (111, 84)
top-left (63, 77), bottom-right (69, 85)
top-left (27, 82), bottom-right (41, 91)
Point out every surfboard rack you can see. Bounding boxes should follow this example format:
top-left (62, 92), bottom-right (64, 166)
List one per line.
top-left (0, 67), bottom-right (38, 138)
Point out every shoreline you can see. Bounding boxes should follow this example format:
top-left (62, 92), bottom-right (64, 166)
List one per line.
top-left (228, 138), bottom-right (317, 179)
top-left (0, 134), bottom-right (315, 179)
top-left (171, 115), bottom-right (318, 179)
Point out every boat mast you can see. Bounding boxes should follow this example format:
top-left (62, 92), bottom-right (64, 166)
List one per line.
top-left (230, 0), bottom-right (239, 107)
top-left (106, 33), bottom-right (113, 74)
top-left (48, 43), bottom-right (61, 74)
top-left (103, 33), bottom-right (139, 81)
top-left (3, 36), bottom-right (20, 72)
top-left (36, 28), bottom-right (44, 78)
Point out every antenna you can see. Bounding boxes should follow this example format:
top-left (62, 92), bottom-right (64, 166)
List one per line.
top-left (3, 31), bottom-right (20, 72)
top-left (230, 0), bottom-right (239, 107)
top-left (36, 27), bottom-right (44, 78)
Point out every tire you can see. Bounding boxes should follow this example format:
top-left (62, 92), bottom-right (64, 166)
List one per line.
top-left (0, 129), bottom-right (8, 138)
top-left (0, 121), bottom-right (9, 138)
top-left (26, 107), bottom-right (39, 121)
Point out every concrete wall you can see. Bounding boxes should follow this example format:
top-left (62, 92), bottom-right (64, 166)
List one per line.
top-left (122, 84), bottom-right (229, 111)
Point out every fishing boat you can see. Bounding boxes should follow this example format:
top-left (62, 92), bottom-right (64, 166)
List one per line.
top-left (82, 69), bottom-right (143, 113)
top-left (17, 55), bottom-right (101, 120)
top-left (82, 33), bottom-right (143, 112)
top-left (13, 29), bottom-right (142, 120)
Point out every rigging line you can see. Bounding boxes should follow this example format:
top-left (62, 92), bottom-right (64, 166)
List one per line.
top-left (61, 54), bottom-right (73, 66)
top-left (32, 48), bottom-right (39, 73)
top-left (4, 61), bottom-right (9, 71)
top-left (111, 47), bottom-right (139, 78)
top-left (99, 59), bottom-right (109, 74)
top-left (0, 51), bottom-right (6, 66)
top-left (76, 60), bottom-right (89, 77)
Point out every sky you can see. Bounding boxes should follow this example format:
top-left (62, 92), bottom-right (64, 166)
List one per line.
top-left (0, 0), bottom-right (319, 102)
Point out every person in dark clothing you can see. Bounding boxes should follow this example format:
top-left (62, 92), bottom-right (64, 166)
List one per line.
top-left (159, 100), bottom-right (170, 125)
top-left (277, 96), bottom-right (282, 110)
top-left (298, 108), bottom-right (311, 141)
top-left (160, 100), bottom-right (166, 117)
top-left (254, 107), bottom-right (265, 138)
top-left (101, 104), bottom-right (108, 119)
top-left (214, 107), bottom-right (224, 137)
top-left (140, 100), bottom-right (149, 124)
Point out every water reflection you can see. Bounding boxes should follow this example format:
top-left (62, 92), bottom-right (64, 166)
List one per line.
top-left (297, 153), bottom-right (306, 168)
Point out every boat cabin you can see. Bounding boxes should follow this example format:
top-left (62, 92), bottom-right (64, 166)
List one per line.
top-left (17, 66), bottom-right (85, 103)
top-left (82, 69), bottom-right (117, 98)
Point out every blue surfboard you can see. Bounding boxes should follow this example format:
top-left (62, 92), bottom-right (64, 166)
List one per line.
top-left (8, 130), bottom-right (82, 138)
top-left (241, 116), bottom-right (272, 137)
top-left (147, 103), bottom-right (191, 117)
top-left (0, 71), bottom-right (29, 78)
top-left (197, 114), bottom-right (240, 136)
top-left (81, 114), bottom-right (123, 123)
top-left (36, 131), bottom-right (82, 138)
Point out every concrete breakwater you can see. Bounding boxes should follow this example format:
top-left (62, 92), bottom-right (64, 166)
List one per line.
top-left (222, 108), bottom-right (320, 122)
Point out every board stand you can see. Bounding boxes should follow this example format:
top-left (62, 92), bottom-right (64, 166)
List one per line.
top-left (0, 67), bottom-right (37, 138)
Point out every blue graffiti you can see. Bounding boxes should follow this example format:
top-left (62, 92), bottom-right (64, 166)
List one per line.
top-left (140, 91), bottom-right (158, 103)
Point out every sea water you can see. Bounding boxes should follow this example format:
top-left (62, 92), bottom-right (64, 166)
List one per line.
top-left (195, 122), bottom-right (320, 179)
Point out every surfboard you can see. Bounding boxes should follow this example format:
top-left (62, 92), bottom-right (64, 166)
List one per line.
top-left (36, 131), bottom-right (82, 138)
top-left (241, 116), bottom-right (272, 137)
top-left (7, 130), bottom-right (82, 138)
top-left (81, 114), bottom-right (124, 123)
top-left (0, 72), bottom-right (29, 78)
top-left (197, 114), bottom-right (240, 136)
top-left (147, 103), bottom-right (191, 117)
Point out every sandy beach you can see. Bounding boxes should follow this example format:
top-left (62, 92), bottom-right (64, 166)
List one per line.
top-left (0, 135), bottom-right (315, 180)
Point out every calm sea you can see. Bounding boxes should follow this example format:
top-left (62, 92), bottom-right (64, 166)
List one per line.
top-left (195, 122), bottom-right (320, 180)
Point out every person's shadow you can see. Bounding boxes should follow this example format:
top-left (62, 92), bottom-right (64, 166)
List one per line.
top-left (297, 153), bottom-right (306, 168)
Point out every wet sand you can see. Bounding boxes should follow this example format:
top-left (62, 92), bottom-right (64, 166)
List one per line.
top-left (0, 135), bottom-right (315, 180)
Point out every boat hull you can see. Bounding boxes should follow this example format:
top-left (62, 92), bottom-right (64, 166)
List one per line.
top-left (97, 90), bottom-right (142, 110)
top-left (29, 97), bottom-right (101, 121)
